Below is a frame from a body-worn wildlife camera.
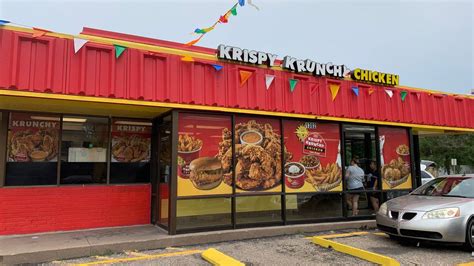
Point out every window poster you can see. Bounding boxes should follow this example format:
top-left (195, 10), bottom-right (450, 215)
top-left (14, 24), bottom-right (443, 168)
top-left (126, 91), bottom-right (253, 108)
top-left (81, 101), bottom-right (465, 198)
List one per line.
top-left (232, 117), bottom-right (284, 193)
top-left (283, 120), bottom-right (342, 193)
top-left (7, 113), bottom-right (59, 162)
top-left (111, 119), bottom-right (152, 162)
top-left (178, 113), bottom-right (233, 196)
top-left (379, 127), bottom-right (412, 190)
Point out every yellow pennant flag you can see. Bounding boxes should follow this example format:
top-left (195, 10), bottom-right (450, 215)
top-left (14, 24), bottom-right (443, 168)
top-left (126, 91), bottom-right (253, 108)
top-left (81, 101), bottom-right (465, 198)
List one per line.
top-left (181, 56), bottom-right (194, 62)
top-left (329, 84), bottom-right (340, 101)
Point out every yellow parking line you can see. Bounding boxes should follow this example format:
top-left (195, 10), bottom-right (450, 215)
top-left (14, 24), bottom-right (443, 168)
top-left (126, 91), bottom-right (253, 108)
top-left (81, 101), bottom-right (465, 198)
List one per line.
top-left (457, 262), bottom-right (474, 266)
top-left (73, 249), bottom-right (202, 266)
top-left (201, 248), bottom-right (244, 266)
top-left (373, 232), bottom-right (389, 237)
top-left (317, 231), bottom-right (370, 239)
top-left (124, 250), bottom-right (149, 257)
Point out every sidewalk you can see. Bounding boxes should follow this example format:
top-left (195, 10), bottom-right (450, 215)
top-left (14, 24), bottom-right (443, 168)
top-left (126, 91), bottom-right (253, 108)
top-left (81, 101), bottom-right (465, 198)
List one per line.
top-left (0, 220), bottom-right (375, 264)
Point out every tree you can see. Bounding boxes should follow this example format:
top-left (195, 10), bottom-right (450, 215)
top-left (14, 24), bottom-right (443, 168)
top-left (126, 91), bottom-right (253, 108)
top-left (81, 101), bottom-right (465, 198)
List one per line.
top-left (419, 133), bottom-right (474, 174)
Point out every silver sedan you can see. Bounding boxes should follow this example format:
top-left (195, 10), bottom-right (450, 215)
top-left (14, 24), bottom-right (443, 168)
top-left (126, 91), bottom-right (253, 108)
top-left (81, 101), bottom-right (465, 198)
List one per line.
top-left (376, 175), bottom-right (474, 250)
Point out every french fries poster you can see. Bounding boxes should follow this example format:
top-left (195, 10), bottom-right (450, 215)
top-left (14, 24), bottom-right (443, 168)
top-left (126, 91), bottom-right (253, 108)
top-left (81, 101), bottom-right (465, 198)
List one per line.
top-left (283, 121), bottom-right (342, 193)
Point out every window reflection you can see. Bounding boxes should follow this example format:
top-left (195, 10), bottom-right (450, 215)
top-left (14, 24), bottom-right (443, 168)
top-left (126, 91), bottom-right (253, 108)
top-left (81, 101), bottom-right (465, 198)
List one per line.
top-left (286, 194), bottom-right (342, 220)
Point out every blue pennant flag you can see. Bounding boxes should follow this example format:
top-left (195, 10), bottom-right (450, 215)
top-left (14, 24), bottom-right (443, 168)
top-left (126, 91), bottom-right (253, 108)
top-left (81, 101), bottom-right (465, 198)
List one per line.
top-left (0, 20), bottom-right (11, 26)
top-left (211, 64), bottom-right (223, 71)
top-left (352, 86), bottom-right (359, 96)
top-left (239, 0), bottom-right (245, 6)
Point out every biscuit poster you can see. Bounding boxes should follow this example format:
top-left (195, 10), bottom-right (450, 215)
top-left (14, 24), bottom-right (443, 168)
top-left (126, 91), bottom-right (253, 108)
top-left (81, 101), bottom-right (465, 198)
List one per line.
top-left (379, 127), bottom-right (412, 190)
top-left (111, 119), bottom-right (151, 163)
top-left (283, 120), bottom-right (342, 193)
top-left (177, 113), bottom-right (233, 197)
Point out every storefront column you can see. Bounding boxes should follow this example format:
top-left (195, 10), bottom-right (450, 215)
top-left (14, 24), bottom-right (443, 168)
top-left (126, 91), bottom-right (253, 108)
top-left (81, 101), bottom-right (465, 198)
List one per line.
top-left (0, 111), bottom-right (7, 187)
top-left (410, 131), bottom-right (421, 188)
top-left (169, 110), bottom-right (179, 235)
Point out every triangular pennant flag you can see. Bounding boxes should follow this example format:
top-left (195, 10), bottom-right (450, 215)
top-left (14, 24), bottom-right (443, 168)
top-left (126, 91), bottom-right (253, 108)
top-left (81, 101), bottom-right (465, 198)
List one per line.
top-left (247, 0), bottom-right (260, 10)
top-left (289, 79), bottom-right (298, 92)
top-left (239, 70), bottom-right (253, 86)
top-left (401, 91), bottom-right (408, 101)
top-left (265, 74), bottom-right (275, 90)
top-left (329, 84), bottom-right (340, 101)
top-left (114, 45), bottom-right (126, 58)
top-left (219, 14), bottom-right (229, 23)
top-left (181, 56), bottom-right (194, 62)
top-left (385, 89), bottom-right (393, 98)
top-left (211, 64), bottom-right (223, 71)
top-left (368, 88), bottom-right (375, 95)
top-left (416, 92), bottom-right (421, 100)
top-left (73, 38), bottom-right (88, 53)
top-left (231, 4), bottom-right (238, 16)
top-left (352, 86), bottom-right (359, 96)
top-left (309, 83), bottom-right (318, 94)
top-left (239, 0), bottom-right (245, 6)
top-left (32, 27), bottom-right (50, 38)
top-left (194, 26), bottom-right (215, 34)
top-left (185, 35), bottom-right (203, 46)
top-left (0, 20), bottom-right (10, 26)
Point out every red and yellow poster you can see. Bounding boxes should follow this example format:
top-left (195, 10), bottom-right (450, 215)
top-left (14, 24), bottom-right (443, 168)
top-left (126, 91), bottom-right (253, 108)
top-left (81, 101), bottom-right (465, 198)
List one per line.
top-left (177, 113), bottom-right (233, 196)
top-left (7, 113), bottom-right (59, 162)
top-left (283, 121), bottom-right (342, 193)
top-left (111, 119), bottom-right (151, 162)
top-left (379, 127), bottom-right (412, 190)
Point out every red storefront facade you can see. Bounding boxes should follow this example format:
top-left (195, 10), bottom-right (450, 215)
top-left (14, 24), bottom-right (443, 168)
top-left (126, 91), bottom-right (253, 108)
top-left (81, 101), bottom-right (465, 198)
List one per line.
top-left (0, 25), bottom-right (473, 235)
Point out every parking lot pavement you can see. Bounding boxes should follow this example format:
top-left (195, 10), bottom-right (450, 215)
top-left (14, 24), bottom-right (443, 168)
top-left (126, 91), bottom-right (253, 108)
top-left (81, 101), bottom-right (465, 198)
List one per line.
top-left (41, 229), bottom-right (473, 266)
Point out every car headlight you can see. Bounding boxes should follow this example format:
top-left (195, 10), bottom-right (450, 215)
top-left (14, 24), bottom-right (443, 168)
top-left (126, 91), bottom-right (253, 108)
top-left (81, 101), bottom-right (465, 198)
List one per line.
top-left (378, 202), bottom-right (388, 216)
top-left (422, 208), bottom-right (460, 219)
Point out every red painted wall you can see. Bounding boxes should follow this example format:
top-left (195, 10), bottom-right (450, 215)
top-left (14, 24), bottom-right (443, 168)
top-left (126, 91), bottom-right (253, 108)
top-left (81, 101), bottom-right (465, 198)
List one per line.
top-left (0, 184), bottom-right (151, 235)
top-left (0, 27), bottom-right (473, 129)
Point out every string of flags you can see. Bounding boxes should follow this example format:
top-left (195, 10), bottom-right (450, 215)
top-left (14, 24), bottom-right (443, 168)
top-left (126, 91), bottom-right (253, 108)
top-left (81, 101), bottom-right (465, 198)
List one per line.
top-left (186, 0), bottom-right (259, 46)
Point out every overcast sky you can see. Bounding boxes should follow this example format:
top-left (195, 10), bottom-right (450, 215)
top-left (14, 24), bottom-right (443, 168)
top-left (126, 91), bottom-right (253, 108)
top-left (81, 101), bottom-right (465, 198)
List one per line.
top-left (1, 0), bottom-right (472, 94)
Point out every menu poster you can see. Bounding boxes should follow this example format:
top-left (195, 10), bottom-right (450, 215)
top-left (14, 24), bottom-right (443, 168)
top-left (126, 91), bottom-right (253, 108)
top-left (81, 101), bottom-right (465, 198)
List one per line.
top-left (379, 127), bottom-right (412, 190)
top-left (284, 120), bottom-right (342, 193)
top-left (111, 120), bottom-right (151, 163)
top-left (7, 113), bottom-right (59, 162)
top-left (177, 113), bottom-right (232, 197)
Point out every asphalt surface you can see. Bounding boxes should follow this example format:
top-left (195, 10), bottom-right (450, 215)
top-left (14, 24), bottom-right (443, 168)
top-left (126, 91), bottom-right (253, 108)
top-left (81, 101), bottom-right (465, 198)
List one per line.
top-left (41, 229), bottom-right (473, 266)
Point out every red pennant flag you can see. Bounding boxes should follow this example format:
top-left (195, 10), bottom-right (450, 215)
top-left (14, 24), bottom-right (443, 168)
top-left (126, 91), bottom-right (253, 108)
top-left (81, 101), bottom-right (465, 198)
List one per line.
top-left (32, 27), bottom-right (50, 38)
top-left (368, 88), bottom-right (375, 95)
top-left (239, 70), bottom-right (253, 86)
top-left (416, 93), bottom-right (421, 100)
top-left (219, 14), bottom-right (229, 23)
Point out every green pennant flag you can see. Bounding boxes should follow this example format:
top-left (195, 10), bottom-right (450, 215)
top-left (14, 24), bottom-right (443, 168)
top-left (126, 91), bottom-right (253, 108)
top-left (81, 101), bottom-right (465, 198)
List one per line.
top-left (401, 91), bottom-right (408, 101)
top-left (231, 4), bottom-right (238, 16)
top-left (289, 79), bottom-right (298, 92)
top-left (114, 44), bottom-right (126, 58)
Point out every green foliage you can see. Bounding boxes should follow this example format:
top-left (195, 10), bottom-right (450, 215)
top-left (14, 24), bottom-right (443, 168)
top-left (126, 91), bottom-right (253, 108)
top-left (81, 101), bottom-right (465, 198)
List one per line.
top-left (419, 134), bottom-right (474, 174)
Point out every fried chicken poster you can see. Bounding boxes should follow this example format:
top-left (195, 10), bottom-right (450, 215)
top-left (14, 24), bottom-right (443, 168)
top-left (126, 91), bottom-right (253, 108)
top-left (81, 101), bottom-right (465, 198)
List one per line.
top-left (283, 121), bottom-right (342, 193)
top-left (379, 127), bottom-right (412, 190)
top-left (7, 113), bottom-right (59, 162)
top-left (178, 113), bottom-right (232, 197)
top-left (111, 120), bottom-right (151, 163)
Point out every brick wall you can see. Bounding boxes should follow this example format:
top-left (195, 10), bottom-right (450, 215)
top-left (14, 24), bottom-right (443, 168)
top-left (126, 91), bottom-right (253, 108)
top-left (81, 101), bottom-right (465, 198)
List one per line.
top-left (0, 184), bottom-right (151, 235)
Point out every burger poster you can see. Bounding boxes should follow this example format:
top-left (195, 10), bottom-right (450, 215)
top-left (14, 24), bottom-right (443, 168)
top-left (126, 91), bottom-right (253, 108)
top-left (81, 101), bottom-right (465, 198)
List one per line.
top-left (283, 120), bottom-right (342, 193)
top-left (7, 113), bottom-right (59, 162)
top-left (111, 120), bottom-right (151, 163)
top-left (177, 113), bottom-right (233, 197)
top-left (379, 127), bottom-right (412, 190)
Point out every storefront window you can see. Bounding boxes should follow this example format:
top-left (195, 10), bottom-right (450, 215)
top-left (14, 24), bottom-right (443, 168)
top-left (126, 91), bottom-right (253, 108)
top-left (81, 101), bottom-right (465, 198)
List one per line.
top-left (5, 112), bottom-right (59, 186)
top-left (236, 195), bottom-right (282, 224)
top-left (177, 113), bottom-right (232, 197)
top-left (234, 116), bottom-right (283, 193)
top-left (176, 197), bottom-right (232, 230)
top-left (286, 193), bottom-right (343, 221)
top-left (110, 119), bottom-right (151, 183)
top-left (60, 116), bottom-right (108, 184)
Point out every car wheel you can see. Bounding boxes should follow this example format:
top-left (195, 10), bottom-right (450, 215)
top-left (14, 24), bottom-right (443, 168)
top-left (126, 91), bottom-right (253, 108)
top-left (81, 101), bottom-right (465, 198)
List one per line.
top-left (465, 218), bottom-right (474, 251)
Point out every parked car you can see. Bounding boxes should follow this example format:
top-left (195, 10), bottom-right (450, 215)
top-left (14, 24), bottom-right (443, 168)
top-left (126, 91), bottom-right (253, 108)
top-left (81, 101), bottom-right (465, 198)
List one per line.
top-left (421, 164), bottom-right (435, 185)
top-left (376, 175), bottom-right (474, 250)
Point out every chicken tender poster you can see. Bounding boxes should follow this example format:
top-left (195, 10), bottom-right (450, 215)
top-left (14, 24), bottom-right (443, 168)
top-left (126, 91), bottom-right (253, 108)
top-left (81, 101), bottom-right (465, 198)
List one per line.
top-left (7, 113), bottom-right (59, 162)
top-left (283, 120), bottom-right (342, 193)
top-left (379, 127), bottom-right (412, 190)
top-left (177, 113), bottom-right (232, 197)
top-left (111, 119), bottom-right (151, 162)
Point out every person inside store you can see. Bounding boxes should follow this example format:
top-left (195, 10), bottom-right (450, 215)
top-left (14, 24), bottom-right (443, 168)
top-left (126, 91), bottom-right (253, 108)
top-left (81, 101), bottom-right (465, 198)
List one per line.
top-left (345, 158), bottom-right (365, 216)
top-left (366, 160), bottom-right (380, 213)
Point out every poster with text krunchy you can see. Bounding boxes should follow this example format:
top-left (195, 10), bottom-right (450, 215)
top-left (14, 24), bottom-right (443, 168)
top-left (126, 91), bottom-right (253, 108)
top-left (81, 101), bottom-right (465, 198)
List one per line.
top-left (379, 127), bottom-right (412, 190)
top-left (283, 121), bottom-right (342, 193)
top-left (111, 119), bottom-right (151, 162)
top-left (178, 113), bottom-right (233, 197)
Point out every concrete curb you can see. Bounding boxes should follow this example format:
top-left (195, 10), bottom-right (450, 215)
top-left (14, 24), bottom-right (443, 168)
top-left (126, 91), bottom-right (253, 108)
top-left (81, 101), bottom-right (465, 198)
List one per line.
top-left (0, 220), bottom-right (375, 264)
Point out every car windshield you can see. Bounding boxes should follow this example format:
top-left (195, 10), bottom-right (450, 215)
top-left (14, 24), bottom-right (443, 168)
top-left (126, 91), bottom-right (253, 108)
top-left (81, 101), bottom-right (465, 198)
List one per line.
top-left (411, 177), bottom-right (474, 198)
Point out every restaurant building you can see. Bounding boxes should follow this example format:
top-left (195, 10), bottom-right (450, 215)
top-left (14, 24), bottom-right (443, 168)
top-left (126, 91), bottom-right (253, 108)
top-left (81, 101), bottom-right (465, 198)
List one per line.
top-left (0, 25), bottom-right (473, 235)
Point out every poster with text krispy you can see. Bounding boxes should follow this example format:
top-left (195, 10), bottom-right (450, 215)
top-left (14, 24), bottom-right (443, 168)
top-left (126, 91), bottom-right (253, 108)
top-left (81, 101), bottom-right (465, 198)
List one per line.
top-left (7, 113), bottom-right (59, 162)
top-left (232, 117), bottom-right (284, 193)
top-left (379, 127), bottom-right (412, 190)
top-left (283, 120), bottom-right (342, 193)
top-left (178, 113), bottom-right (232, 197)
top-left (111, 119), bottom-right (151, 162)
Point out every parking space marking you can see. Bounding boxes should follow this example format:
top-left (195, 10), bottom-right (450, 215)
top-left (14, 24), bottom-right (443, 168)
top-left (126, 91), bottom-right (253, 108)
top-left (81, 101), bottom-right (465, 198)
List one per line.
top-left (201, 248), bottom-right (244, 266)
top-left (73, 249), bottom-right (202, 266)
top-left (372, 232), bottom-right (389, 237)
top-left (311, 231), bottom-right (400, 266)
top-left (457, 261), bottom-right (474, 266)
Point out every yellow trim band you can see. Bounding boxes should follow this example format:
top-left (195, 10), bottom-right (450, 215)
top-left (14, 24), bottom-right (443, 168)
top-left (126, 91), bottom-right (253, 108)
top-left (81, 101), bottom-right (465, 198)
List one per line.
top-left (201, 248), bottom-right (245, 266)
